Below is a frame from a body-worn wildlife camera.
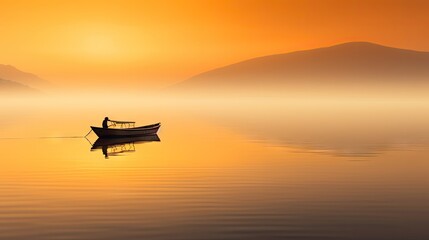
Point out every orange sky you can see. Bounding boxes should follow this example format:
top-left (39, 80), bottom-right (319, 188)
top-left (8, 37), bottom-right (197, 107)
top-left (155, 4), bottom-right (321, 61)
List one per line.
top-left (1, 0), bottom-right (429, 89)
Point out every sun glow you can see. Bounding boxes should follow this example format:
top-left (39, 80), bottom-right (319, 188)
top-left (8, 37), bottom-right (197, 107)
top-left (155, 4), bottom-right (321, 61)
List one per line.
top-left (81, 32), bottom-right (120, 58)
top-left (66, 24), bottom-right (137, 62)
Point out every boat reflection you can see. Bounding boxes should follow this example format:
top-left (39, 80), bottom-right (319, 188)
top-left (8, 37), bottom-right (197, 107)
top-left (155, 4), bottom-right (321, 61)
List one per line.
top-left (90, 135), bottom-right (160, 158)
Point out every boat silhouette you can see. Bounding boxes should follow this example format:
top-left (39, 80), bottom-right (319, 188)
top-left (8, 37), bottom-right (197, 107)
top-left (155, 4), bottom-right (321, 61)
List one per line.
top-left (91, 122), bottom-right (160, 138)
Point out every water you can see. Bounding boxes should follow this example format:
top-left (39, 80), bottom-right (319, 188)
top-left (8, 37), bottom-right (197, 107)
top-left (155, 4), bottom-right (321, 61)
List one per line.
top-left (0, 98), bottom-right (428, 240)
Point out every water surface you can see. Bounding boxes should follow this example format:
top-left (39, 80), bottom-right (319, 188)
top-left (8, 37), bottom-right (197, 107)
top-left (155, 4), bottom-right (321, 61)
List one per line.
top-left (1, 98), bottom-right (428, 240)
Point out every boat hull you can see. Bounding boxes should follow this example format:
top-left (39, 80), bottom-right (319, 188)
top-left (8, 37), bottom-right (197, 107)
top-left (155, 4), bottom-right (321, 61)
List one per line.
top-left (91, 123), bottom-right (160, 138)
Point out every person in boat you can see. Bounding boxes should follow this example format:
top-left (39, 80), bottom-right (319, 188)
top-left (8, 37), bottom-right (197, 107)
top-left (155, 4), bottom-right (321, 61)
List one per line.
top-left (102, 117), bottom-right (110, 129)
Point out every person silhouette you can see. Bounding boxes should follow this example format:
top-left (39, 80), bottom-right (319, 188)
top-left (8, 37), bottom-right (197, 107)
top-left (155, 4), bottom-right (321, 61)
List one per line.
top-left (102, 117), bottom-right (109, 129)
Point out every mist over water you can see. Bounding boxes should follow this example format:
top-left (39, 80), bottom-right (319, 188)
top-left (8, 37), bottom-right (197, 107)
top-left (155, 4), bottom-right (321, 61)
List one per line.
top-left (1, 93), bottom-right (429, 240)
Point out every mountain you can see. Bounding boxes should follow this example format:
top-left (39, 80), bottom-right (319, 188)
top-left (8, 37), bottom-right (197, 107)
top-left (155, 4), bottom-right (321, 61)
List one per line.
top-left (0, 64), bottom-right (48, 89)
top-left (0, 78), bottom-right (37, 93)
top-left (172, 42), bottom-right (429, 96)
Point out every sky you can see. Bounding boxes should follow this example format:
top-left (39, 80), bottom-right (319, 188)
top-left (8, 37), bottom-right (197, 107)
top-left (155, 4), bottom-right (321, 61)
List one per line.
top-left (1, 0), bottom-right (429, 89)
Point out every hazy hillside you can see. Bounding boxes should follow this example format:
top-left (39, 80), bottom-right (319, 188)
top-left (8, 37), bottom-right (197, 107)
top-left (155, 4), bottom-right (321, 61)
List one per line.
top-left (0, 78), bottom-right (37, 94)
top-left (0, 64), bottom-right (48, 89)
top-left (172, 42), bottom-right (429, 96)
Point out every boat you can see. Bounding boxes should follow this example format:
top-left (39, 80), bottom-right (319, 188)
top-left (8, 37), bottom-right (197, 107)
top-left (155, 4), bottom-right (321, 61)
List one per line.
top-left (91, 122), bottom-right (160, 138)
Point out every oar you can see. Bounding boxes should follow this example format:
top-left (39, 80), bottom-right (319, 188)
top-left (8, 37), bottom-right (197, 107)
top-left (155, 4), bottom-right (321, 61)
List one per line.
top-left (84, 129), bottom-right (93, 138)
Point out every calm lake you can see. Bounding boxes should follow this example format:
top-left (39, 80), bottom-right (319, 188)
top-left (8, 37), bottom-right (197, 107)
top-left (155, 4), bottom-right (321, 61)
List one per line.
top-left (1, 96), bottom-right (428, 240)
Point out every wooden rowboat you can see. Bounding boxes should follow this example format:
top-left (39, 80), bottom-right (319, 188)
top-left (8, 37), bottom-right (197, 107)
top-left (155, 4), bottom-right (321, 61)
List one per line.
top-left (91, 122), bottom-right (160, 138)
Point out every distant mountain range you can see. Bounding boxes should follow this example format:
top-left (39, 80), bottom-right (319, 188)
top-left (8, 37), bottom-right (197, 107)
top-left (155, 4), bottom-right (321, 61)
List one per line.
top-left (0, 78), bottom-right (36, 93)
top-left (0, 64), bottom-right (48, 92)
top-left (172, 42), bottom-right (429, 96)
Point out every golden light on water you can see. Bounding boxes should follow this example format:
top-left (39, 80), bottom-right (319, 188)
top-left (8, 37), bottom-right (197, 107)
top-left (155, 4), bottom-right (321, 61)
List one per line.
top-left (1, 1), bottom-right (429, 239)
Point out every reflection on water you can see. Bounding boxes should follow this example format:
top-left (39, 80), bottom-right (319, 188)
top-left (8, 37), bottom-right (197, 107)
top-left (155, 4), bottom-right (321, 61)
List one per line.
top-left (195, 100), bottom-right (429, 157)
top-left (0, 98), bottom-right (428, 240)
top-left (90, 135), bottom-right (161, 158)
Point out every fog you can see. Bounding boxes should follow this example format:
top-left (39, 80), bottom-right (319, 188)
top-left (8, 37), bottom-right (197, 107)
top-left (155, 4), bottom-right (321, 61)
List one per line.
top-left (2, 85), bottom-right (429, 158)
